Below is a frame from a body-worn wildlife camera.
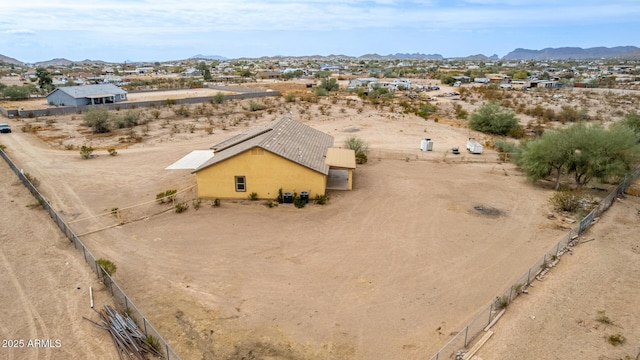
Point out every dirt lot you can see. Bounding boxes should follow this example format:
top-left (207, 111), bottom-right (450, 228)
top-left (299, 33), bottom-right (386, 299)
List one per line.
top-left (0, 161), bottom-right (118, 360)
top-left (0, 83), bottom-right (636, 359)
top-left (478, 193), bottom-right (640, 360)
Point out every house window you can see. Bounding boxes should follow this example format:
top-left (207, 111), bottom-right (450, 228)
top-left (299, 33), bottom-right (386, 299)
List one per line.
top-left (120, 94), bottom-right (126, 100)
top-left (235, 176), bottom-right (246, 192)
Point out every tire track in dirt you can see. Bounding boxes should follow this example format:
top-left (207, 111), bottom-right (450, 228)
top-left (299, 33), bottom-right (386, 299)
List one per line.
top-left (0, 250), bottom-right (52, 360)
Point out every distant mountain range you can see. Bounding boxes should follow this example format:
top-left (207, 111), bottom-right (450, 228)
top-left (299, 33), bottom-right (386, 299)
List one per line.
top-left (359, 53), bottom-right (444, 60)
top-left (503, 46), bottom-right (640, 60)
top-left (1, 46), bottom-right (639, 66)
top-left (190, 54), bottom-right (228, 60)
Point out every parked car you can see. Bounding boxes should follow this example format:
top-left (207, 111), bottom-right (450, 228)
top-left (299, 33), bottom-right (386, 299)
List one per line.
top-left (0, 123), bottom-right (11, 133)
top-left (452, 147), bottom-right (460, 155)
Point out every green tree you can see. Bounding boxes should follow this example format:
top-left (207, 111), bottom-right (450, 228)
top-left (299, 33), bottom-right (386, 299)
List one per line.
top-left (35, 67), bottom-right (53, 90)
top-left (315, 70), bottom-right (331, 79)
top-left (617, 111), bottom-right (640, 139)
top-left (196, 61), bottom-right (211, 81)
top-left (83, 106), bottom-right (111, 133)
top-left (319, 77), bottom-right (339, 92)
top-left (512, 70), bottom-right (529, 80)
top-left (2, 85), bottom-right (31, 100)
top-left (518, 124), bottom-right (640, 189)
top-left (439, 74), bottom-right (455, 85)
top-left (517, 130), bottom-right (574, 190)
top-left (468, 102), bottom-right (520, 136)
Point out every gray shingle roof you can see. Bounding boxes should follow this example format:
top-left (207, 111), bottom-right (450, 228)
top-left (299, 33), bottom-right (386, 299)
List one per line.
top-left (49, 83), bottom-right (126, 99)
top-left (194, 117), bottom-right (334, 174)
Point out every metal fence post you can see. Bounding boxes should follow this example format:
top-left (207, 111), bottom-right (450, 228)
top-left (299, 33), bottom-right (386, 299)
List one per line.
top-left (556, 242), bottom-right (560, 256)
top-left (143, 317), bottom-right (147, 335)
top-left (527, 268), bottom-right (531, 286)
top-left (464, 325), bottom-right (469, 347)
top-left (166, 344), bottom-right (170, 360)
top-left (125, 296), bottom-right (129, 313)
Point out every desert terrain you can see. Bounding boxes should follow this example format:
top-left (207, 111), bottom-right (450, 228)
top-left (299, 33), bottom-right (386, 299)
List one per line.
top-left (478, 192), bottom-right (640, 360)
top-left (0, 81), bottom-right (638, 359)
top-left (0, 161), bottom-right (119, 360)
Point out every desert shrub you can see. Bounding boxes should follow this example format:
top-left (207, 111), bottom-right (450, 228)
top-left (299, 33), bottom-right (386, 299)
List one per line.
top-left (112, 110), bottom-right (140, 128)
top-left (156, 189), bottom-right (177, 204)
top-left (315, 87), bottom-right (328, 96)
top-left (264, 200), bottom-right (275, 208)
top-left (453, 103), bottom-right (468, 119)
top-left (24, 172), bottom-right (40, 187)
top-left (495, 295), bottom-right (510, 310)
top-left (293, 196), bottom-right (306, 208)
top-left (606, 333), bottom-right (626, 346)
top-left (174, 104), bottom-right (190, 117)
top-left (469, 102), bottom-right (519, 136)
top-left (145, 335), bottom-right (161, 352)
top-left (417, 103), bottom-right (437, 119)
top-left (150, 109), bottom-right (161, 119)
top-left (83, 106), bottom-right (111, 133)
top-left (212, 198), bottom-right (221, 207)
top-left (314, 194), bottom-right (328, 205)
top-left (248, 192), bottom-right (259, 200)
top-left (165, 99), bottom-right (176, 106)
top-left (95, 258), bottom-right (117, 276)
top-left (596, 310), bottom-right (614, 325)
top-left (345, 136), bottom-right (369, 164)
top-left (21, 123), bottom-right (34, 133)
top-left (192, 199), bottom-right (202, 210)
top-left (557, 105), bottom-right (589, 123)
top-left (249, 101), bottom-right (266, 111)
top-left (277, 188), bottom-right (284, 204)
top-left (211, 92), bottom-right (225, 104)
top-left (549, 190), bottom-right (583, 212)
top-left (494, 139), bottom-right (519, 161)
top-left (107, 148), bottom-right (118, 156)
top-left (175, 202), bottom-right (189, 213)
top-left (284, 93), bottom-right (296, 102)
top-left (79, 145), bottom-right (94, 159)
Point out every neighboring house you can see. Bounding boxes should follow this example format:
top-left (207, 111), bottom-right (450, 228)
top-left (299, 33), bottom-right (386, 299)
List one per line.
top-left (392, 78), bottom-right (411, 89)
top-left (46, 83), bottom-right (127, 106)
top-left (189, 117), bottom-right (356, 199)
top-left (180, 68), bottom-right (201, 77)
top-left (347, 77), bottom-right (379, 89)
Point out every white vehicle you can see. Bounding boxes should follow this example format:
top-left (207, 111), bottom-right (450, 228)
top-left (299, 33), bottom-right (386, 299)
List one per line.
top-left (466, 138), bottom-right (483, 154)
top-left (500, 83), bottom-right (512, 89)
top-left (453, 81), bottom-right (461, 87)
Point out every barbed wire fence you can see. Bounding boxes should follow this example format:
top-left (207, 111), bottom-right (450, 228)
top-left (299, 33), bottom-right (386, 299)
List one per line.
top-left (0, 148), bottom-right (181, 360)
top-left (428, 168), bottom-right (640, 360)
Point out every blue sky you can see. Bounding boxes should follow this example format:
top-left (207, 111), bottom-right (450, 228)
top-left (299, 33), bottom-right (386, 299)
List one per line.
top-left (1, 0), bottom-right (639, 63)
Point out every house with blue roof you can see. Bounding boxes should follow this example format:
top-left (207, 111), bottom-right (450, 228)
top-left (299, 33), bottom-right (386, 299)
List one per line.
top-left (46, 83), bottom-right (128, 106)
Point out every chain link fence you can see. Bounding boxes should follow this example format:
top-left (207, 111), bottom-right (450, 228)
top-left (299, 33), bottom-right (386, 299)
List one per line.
top-left (428, 168), bottom-right (640, 360)
top-left (1, 148), bottom-right (181, 360)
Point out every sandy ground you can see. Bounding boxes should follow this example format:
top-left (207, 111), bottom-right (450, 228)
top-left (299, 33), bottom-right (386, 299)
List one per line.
top-left (0, 83), bottom-right (636, 359)
top-left (478, 193), bottom-right (640, 360)
top-left (0, 161), bottom-right (119, 360)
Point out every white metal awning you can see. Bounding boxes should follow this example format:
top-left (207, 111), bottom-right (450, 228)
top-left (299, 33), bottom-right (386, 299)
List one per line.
top-left (165, 150), bottom-right (215, 170)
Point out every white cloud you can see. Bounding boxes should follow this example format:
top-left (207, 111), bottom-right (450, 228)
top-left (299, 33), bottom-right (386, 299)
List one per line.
top-left (4, 29), bottom-right (35, 35)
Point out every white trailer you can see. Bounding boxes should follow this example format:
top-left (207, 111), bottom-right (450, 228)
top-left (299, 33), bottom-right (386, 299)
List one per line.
top-left (467, 138), bottom-right (483, 154)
